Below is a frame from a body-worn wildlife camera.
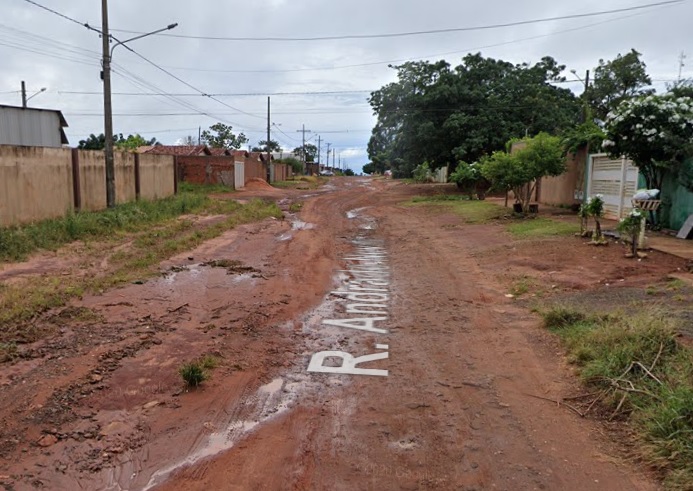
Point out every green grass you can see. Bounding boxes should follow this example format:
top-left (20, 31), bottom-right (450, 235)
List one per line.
top-left (179, 361), bottom-right (207, 387)
top-left (0, 199), bottom-right (282, 341)
top-left (0, 184), bottom-right (237, 263)
top-left (542, 306), bottom-right (693, 489)
top-left (409, 196), bottom-right (507, 224)
top-left (507, 218), bottom-right (580, 238)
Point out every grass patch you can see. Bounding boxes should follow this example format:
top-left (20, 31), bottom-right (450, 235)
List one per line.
top-left (0, 184), bottom-right (238, 263)
top-left (0, 199), bottom-right (282, 340)
top-left (179, 361), bottom-right (207, 387)
top-left (542, 306), bottom-right (693, 488)
top-left (289, 202), bottom-right (303, 213)
top-left (507, 218), bottom-right (580, 238)
top-left (409, 197), bottom-right (507, 224)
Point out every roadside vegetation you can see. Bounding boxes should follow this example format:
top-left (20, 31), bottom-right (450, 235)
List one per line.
top-left (273, 176), bottom-right (326, 190)
top-left (0, 187), bottom-right (281, 351)
top-left (542, 307), bottom-right (693, 489)
top-left (0, 182), bottom-right (233, 263)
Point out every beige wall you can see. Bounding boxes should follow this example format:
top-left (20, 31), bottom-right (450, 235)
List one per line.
top-left (77, 149), bottom-right (107, 211)
top-left (139, 154), bottom-right (175, 200)
top-left (115, 151), bottom-right (136, 204)
top-left (0, 145), bottom-right (73, 226)
top-left (539, 148), bottom-right (587, 207)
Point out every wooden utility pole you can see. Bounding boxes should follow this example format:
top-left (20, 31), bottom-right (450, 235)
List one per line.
top-left (296, 124), bottom-right (312, 173)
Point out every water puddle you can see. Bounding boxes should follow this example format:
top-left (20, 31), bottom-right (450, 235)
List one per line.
top-left (291, 220), bottom-right (315, 231)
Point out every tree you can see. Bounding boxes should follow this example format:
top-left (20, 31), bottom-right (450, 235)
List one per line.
top-left (367, 54), bottom-right (580, 178)
top-left (344, 169), bottom-right (355, 176)
top-left (602, 93), bottom-right (693, 190)
top-left (587, 49), bottom-right (654, 121)
top-left (252, 139), bottom-right (282, 153)
top-left (293, 143), bottom-right (318, 162)
top-left (180, 135), bottom-right (197, 146)
top-left (78, 133), bottom-right (157, 151)
top-left (201, 123), bottom-right (248, 149)
top-left (362, 163), bottom-right (376, 174)
top-left (481, 133), bottom-right (566, 213)
top-left (449, 161), bottom-right (488, 199)
top-left (279, 157), bottom-right (303, 174)
top-left (115, 134), bottom-right (158, 151)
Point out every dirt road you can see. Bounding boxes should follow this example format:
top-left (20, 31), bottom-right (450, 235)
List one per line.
top-left (2, 177), bottom-right (686, 490)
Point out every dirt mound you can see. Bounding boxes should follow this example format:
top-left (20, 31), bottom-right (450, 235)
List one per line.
top-left (244, 178), bottom-right (275, 191)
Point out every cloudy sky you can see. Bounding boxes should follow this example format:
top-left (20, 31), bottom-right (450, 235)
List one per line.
top-left (1, 0), bottom-right (691, 171)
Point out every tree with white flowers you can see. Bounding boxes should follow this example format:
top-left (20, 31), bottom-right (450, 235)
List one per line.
top-left (602, 94), bottom-right (693, 190)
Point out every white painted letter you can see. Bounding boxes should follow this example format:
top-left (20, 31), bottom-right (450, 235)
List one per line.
top-left (307, 350), bottom-right (389, 377)
top-left (322, 317), bottom-right (388, 334)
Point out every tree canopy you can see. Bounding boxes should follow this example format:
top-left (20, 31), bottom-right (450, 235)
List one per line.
top-left (603, 93), bottom-right (693, 190)
top-left (367, 54), bottom-right (581, 178)
top-left (77, 133), bottom-right (158, 151)
top-left (201, 123), bottom-right (248, 149)
top-left (586, 49), bottom-right (654, 122)
top-left (252, 139), bottom-right (282, 153)
top-left (293, 143), bottom-right (318, 162)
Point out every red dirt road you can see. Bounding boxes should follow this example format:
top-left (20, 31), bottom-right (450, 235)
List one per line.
top-left (2, 177), bottom-right (686, 490)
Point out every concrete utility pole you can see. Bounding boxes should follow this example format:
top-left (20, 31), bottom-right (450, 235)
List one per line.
top-left (101, 0), bottom-right (116, 208)
top-left (325, 143), bottom-right (331, 169)
top-left (21, 81), bottom-right (27, 108)
top-left (267, 97), bottom-right (272, 182)
top-left (317, 135), bottom-right (322, 168)
top-left (101, 0), bottom-right (177, 207)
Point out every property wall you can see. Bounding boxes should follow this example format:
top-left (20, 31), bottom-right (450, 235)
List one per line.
top-left (139, 154), bottom-right (175, 200)
top-left (273, 163), bottom-right (291, 182)
top-left (661, 171), bottom-right (693, 231)
top-left (0, 145), bottom-right (73, 226)
top-left (244, 159), bottom-right (267, 184)
top-left (539, 148), bottom-right (587, 206)
top-left (115, 151), bottom-right (136, 204)
top-left (176, 156), bottom-right (235, 187)
top-left (77, 149), bottom-right (107, 211)
top-left (1, 145), bottom-right (178, 226)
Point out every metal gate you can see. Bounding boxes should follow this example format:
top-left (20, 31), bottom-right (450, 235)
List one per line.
top-left (234, 162), bottom-right (245, 190)
top-left (587, 153), bottom-right (639, 220)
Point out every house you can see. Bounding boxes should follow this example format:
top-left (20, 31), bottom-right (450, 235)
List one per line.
top-left (0, 104), bottom-right (69, 147)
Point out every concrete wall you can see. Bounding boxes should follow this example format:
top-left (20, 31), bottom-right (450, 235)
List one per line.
top-left (0, 145), bottom-right (73, 226)
top-left (77, 149), bottom-right (107, 211)
top-left (1, 145), bottom-right (177, 226)
top-left (273, 163), bottom-right (292, 182)
top-left (244, 159), bottom-right (267, 184)
top-left (539, 148), bottom-right (587, 206)
top-left (139, 154), bottom-right (175, 200)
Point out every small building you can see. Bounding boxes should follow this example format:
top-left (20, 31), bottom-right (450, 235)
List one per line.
top-left (0, 104), bottom-right (69, 147)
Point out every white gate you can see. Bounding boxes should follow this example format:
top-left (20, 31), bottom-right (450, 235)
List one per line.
top-left (587, 154), bottom-right (639, 220)
top-left (234, 162), bottom-right (245, 190)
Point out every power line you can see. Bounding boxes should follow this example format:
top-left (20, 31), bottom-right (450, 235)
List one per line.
top-left (57, 89), bottom-right (375, 97)
top-left (110, 0), bottom-right (684, 42)
top-left (19, 0), bottom-right (90, 28)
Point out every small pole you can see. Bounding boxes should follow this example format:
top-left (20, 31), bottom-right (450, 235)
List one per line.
top-left (21, 81), bottom-right (27, 108)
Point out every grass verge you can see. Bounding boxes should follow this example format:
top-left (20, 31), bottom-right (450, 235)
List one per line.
top-left (408, 196), bottom-right (507, 224)
top-left (0, 183), bottom-right (234, 263)
top-left (542, 306), bottom-right (693, 489)
top-left (0, 198), bottom-right (282, 344)
top-left (507, 218), bottom-right (580, 238)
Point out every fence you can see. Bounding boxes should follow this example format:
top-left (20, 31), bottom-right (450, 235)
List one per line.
top-left (0, 145), bottom-right (175, 226)
top-left (175, 155), bottom-right (291, 187)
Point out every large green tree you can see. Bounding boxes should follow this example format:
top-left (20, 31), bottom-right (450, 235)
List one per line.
top-left (252, 139), bottom-right (282, 152)
top-left (587, 49), bottom-right (654, 121)
top-left (367, 54), bottom-right (580, 178)
top-left (293, 143), bottom-right (318, 162)
top-left (201, 123), bottom-right (248, 149)
top-left (77, 133), bottom-right (157, 150)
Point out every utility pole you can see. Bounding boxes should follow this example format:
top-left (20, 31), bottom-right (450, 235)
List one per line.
top-left (21, 81), bottom-right (27, 108)
top-left (267, 96), bottom-right (272, 182)
top-left (296, 124), bottom-right (312, 173)
top-left (317, 135), bottom-right (322, 169)
top-left (325, 143), bottom-right (331, 169)
top-left (678, 51), bottom-right (687, 83)
top-left (582, 69), bottom-right (590, 123)
top-left (101, 0), bottom-right (116, 208)
top-left (332, 149), bottom-right (335, 168)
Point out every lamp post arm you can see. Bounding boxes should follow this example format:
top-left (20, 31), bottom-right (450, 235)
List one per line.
top-left (110, 23), bottom-right (178, 57)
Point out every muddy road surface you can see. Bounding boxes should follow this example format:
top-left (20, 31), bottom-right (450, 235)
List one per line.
top-left (2, 177), bottom-right (682, 490)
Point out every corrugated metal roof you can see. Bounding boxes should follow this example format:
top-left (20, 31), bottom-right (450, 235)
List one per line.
top-left (0, 105), bottom-right (69, 147)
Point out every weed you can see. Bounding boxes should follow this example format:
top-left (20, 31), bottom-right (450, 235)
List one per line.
top-left (0, 342), bottom-right (18, 363)
top-left (544, 308), bottom-right (693, 487)
top-left (179, 362), bottom-right (207, 387)
top-left (289, 202), bottom-right (303, 213)
top-left (511, 277), bottom-right (533, 296)
top-left (199, 355), bottom-right (220, 370)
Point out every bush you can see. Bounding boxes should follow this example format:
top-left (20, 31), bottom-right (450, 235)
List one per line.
top-left (179, 362), bottom-right (207, 387)
top-left (412, 162), bottom-right (432, 183)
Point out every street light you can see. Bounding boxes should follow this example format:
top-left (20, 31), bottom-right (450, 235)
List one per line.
top-left (26, 87), bottom-right (46, 104)
top-left (570, 69), bottom-right (590, 123)
top-left (101, 0), bottom-right (177, 208)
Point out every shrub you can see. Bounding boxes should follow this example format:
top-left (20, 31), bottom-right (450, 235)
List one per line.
top-left (179, 361), bottom-right (207, 387)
